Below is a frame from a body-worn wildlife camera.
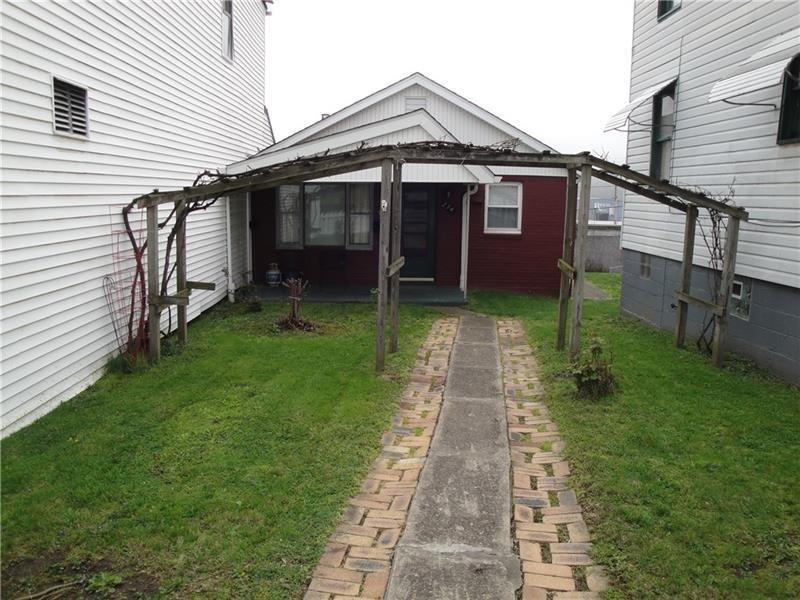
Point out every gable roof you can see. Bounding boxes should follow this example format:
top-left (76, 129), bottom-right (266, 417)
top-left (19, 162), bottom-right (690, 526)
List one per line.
top-left (263, 72), bottom-right (555, 154)
top-left (226, 108), bottom-right (497, 182)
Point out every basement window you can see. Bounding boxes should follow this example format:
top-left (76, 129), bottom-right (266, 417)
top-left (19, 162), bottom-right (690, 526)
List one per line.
top-left (778, 55), bottom-right (800, 144)
top-left (730, 277), bottom-right (752, 320)
top-left (484, 183), bottom-right (522, 233)
top-left (639, 254), bottom-right (651, 278)
top-left (221, 0), bottom-right (234, 61)
top-left (53, 78), bottom-right (88, 136)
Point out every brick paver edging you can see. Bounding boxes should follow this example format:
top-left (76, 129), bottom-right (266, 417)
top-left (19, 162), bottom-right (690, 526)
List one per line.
top-left (498, 319), bottom-right (610, 600)
top-left (304, 317), bottom-right (459, 600)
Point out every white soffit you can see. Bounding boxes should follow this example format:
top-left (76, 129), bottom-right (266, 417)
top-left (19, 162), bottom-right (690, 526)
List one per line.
top-left (708, 27), bottom-right (799, 103)
top-left (604, 78), bottom-right (677, 132)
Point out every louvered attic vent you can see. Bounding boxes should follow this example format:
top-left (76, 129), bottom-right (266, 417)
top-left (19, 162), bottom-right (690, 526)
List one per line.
top-left (53, 78), bottom-right (88, 136)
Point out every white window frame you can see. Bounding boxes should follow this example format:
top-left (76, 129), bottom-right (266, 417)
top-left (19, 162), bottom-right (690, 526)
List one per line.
top-left (484, 182), bottom-right (523, 234)
top-left (221, 0), bottom-right (234, 62)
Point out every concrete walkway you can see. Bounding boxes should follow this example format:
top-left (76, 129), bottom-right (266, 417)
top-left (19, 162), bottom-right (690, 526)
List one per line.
top-left (385, 314), bottom-right (521, 599)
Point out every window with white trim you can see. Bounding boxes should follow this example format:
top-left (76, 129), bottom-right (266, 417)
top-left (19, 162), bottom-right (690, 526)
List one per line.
top-left (53, 78), bottom-right (88, 136)
top-left (276, 183), bottom-right (373, 250)
top-left (221, 0), bottom-right (234, 60)
top-left (484, 183), bottom-right (522, 233)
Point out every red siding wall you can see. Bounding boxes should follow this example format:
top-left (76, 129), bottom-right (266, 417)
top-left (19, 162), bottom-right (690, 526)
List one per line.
top-left (467, 176), bottom-right (566, 296)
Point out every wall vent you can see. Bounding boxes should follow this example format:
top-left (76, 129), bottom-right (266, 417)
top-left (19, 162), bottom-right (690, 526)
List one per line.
top-left (53, 78), bottom-right (88, 136)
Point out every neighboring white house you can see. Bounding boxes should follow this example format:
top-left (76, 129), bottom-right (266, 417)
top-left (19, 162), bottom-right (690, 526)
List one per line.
top-left (0, 0), bottom-right (271, 437)
top-left (607, 1), bottom-right (799, 381)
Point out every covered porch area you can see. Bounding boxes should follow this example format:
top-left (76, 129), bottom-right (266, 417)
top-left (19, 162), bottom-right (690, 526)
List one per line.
top-left (256, 282), bottom-right (466, 305)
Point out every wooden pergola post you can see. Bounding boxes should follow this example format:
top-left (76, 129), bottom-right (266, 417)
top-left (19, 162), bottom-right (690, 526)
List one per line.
top-left (146, 204), bottom-right (161, 362)
top-left (712, 216), bottom-right (740, 366)
top-left (175, 199), bottom-right (188, 344)
top-left (375, 159), bottom-right (393, 372)
top-left (556, 167), bottom-right (578, 350)
top-left (674, 205), bottom-right (697, 348)
top-left (569, 163), bottom-right (592, 358)
top-left (389, 160), bottom-right (403, 353)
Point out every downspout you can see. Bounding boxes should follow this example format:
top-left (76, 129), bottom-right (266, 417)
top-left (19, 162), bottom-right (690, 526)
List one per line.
top-left (245, 192), bottom-right (253, 282)
top-left (225, 197), bottom-right (235, 302)
top-left (460, 183), bottom-right (479, 298)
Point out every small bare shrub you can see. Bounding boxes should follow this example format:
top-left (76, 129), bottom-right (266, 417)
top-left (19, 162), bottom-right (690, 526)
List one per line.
top-left (570, 335), bottom-right (615, 400)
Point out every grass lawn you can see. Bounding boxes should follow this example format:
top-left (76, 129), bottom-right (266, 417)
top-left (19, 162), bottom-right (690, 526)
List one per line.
top-left (471, 275), bottom-right (800, 599)
top-left (1, 301), bottom-right (436, 599)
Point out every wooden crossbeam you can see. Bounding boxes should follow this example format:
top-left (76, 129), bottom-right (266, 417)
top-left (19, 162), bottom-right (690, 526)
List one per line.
top-left (152, 294), bottom-right (190, 307)
top-left (557, 258), bottom-right (575, 277)
top-left (386, 256), bottom-right (405, 278)
top-left (134, 146), bottom-right (588, 208)
top-left (675, 291), bottom-right (723, 316)
top-left (186, 280), bottom-right (217, 291)
top-left (588, 156), bottom-right (748, 220)
top-left (591, 169), bottom-right (687, 213)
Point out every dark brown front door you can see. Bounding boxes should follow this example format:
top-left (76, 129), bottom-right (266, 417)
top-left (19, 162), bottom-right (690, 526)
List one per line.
top-left (400, 185), bottom-right (436, 279)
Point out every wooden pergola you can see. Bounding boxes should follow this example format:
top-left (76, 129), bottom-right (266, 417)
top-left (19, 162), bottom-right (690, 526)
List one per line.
top-left (133, 141), bottom-right (748, 370)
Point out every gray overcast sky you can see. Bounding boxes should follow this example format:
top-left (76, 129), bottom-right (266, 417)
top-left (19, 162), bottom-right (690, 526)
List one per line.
top-left (265, 0), bottom-right (634, 162)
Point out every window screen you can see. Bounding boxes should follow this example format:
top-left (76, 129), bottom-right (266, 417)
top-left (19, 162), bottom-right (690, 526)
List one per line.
top-left (347, 184), bottom-right (372, 248)
top-left (276, 185), bottom-right (302, 248)
top-left (304, 184), bottom-right (346, 246)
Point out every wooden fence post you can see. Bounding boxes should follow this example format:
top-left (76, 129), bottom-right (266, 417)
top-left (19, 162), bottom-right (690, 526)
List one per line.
top-left (712, 216), bottom-right (740, 366)
top-left (569, 163), bottom-right (592, 358)
top-left (146, 204), bottom-right (161, 362)
top-left (674, 205), bottom-right (697, 348)
top-left (175, 199), bottom-right (188, 344)
top-left (389, 160), bottom-right (403, 353)
top-left (376, 159), bottom-right (393, 372)
top-left (556, 167), bottom-right (577, 350)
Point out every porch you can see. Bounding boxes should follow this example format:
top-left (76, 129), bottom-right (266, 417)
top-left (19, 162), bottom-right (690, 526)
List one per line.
top-left (256, 283), bottom-right (466, 305)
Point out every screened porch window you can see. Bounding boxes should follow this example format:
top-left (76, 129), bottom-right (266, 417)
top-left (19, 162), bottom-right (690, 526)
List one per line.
top-left (304, 184), bottom-right (346, 246)
top-left (484, 183), bottom-right (522, 233)
top-left (347, 183), bottom-right (373, 249)
top-left (276, 185), bottom-right (302, 249)
top-left (276, 183), bottom-right (373, 249)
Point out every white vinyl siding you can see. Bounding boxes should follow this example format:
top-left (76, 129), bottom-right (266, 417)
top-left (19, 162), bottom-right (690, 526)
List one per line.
top-left (622, 0), bottom-right (800, 290)
top-left (306, 83), bottom-right (541, 152)
top-left (0, 0), bottom-right (267, 436)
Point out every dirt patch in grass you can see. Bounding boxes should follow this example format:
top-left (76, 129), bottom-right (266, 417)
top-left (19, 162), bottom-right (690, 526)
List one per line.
top-left (2, 553), bottom-right (159, 599)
